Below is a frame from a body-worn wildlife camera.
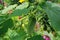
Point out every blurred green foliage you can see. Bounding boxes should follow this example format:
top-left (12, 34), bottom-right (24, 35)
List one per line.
top-left (0, 0), bottom-right (60, 40)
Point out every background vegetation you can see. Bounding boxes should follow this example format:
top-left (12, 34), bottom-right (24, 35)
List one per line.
top-left (0, 0), bottom-right (60, 40)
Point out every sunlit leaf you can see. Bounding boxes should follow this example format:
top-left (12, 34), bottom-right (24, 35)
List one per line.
top-left (2, 4), bottom-right (17, 14)
top-left (16, 2), bottom-right (29, 9)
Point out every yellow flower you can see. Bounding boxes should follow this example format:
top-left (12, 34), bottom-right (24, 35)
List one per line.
top-left (19, 0), bottom-right (25, 3)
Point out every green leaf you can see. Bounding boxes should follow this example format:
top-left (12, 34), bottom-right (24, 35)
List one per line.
top-left (2, 4), bottom-right (17, 14)
top-left (4, 0), bottom-right (12, 5)
top-left (9, 6), bottom-right (34, 17)
top-left (0, 37), bottom-right (2, 40)
top-left (0, 4), bottom-right (3, 10)
top-left (0, 19), bottom-right (14, 35)
top-left (36, 0), bottom-right (45, 4)
top-left (27, 15), bottom-right (36, 34)
top-left (0, 16), bottom-right (6, 23)
top-left (54, 33), bottom-right (60, 40)
top-left (10, 8), bottom-right (28, 17)
top-left (44, 1), bottom-right (60, 31)
top-left (0, 19), bottom-right (14, 28)
top-left (11, 28), bottom-right (27, 40)
top-left (27, 35), bottom-right (44, 40)
top-left (3, 29), bottom-right (17, 40)
top-left (16, 2), bottom-right (29, 9)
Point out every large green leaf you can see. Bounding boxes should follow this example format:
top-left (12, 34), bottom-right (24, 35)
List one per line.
top-left (2, 4), bottom-right (17, 14)
top-left (0, 19), bottom-right (14, 36)
top-left (27, 35), bottom-right (44, 40)
top-left (16, 2), bottom-right (29, 9)
top-left (44, 1), bottom-right (60, 31)
top-left (9, 6), bottom-right (34, 17)
top-left (10, 8), bottom-right (28, 17)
